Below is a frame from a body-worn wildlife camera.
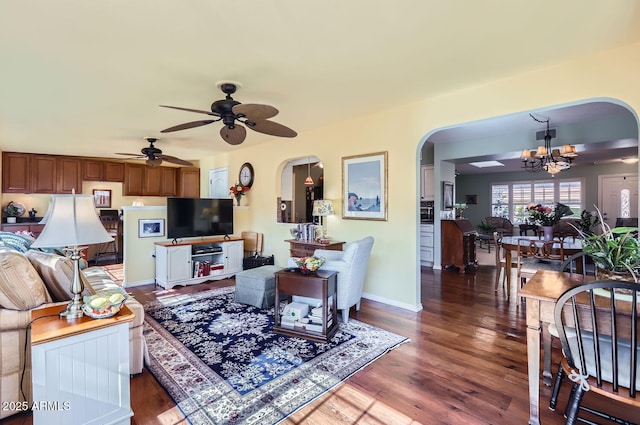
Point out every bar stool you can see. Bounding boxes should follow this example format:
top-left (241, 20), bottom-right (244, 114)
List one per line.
top-left (95, 216), bottom-right (120, 265)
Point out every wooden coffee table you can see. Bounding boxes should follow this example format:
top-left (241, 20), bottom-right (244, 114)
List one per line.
top-left (273, 269), bottom-right (338, 342)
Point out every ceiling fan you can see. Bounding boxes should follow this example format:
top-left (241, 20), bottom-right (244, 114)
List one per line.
top-left (116, 137), bottom-right (193, 167)
top-left (159, 82), bottom-right (297, 145)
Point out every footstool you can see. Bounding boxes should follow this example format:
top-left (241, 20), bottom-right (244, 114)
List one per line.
top-left (234, 265), bottom-right (284, 308)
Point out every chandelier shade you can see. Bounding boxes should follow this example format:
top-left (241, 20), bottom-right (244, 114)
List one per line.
top-left (521, 114), bottom-right (577, 175)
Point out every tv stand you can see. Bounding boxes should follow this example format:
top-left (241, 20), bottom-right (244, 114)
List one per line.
top-left (154, 237), bottom-right (244, 289)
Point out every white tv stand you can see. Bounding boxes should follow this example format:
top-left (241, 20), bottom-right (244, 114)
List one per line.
top-left (154, 237), bottom-right (244, 289)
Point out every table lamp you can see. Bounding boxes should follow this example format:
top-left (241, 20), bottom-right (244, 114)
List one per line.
top-left (31, 194), bottom-right (114, 319)
top-left (312, 199), bottom-right (334, 239)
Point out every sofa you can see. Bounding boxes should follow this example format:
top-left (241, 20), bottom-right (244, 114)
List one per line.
top-left (0, 246), bottom-right (145, 420)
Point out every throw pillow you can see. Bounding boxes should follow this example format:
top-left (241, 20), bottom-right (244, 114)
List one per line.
top-left (0, 248), bottom-right (49, 310)
top-left (25, 250), bottom-right (90, 302)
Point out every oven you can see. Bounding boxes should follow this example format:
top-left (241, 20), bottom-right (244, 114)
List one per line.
top-left (420, 200), bottom-right (434, 223)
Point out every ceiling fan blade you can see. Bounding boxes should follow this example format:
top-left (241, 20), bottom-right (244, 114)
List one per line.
top-left (159, 155), bottom-right (194, 166)
top-left (159, 105), bottom-right (219, 116)
top-left (161, 120), bottom-right (216, 133)
top-left (146, 158), bottom-right (163, 167)
top-left (233, 104), bottom-right (279, 120)
top-left (247, 120), bottom-right (297, 138)
top-left (115, 153), bottom-right (145, 157)
top-left (220, 124), bottom-right (247, 145)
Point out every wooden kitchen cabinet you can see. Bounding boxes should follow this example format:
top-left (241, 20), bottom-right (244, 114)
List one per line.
top-left (161, 167), bottom-right (177, 196)
top-left (82, 159), bottom-right (104, 181)
top-left (123, 163), bottom-right (145, 196)
top-left (31, 155), bottom-right (57, 193)
top-left (57, 157), bottom-right (82, 193)
top-left (144, 166), bottom-right (163, 196)
top-left (2, 152), bottom-right (31, 193)
top-left (104, 161), bottom-right (125, 182)
top-left (178, 167), bottom-right (200, 198)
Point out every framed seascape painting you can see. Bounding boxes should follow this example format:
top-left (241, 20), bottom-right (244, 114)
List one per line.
top-left (342, 151), bottom-right (387, 221)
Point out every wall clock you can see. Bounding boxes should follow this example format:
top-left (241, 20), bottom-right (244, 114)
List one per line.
top-left (239, 162), bottom-right (254, 188)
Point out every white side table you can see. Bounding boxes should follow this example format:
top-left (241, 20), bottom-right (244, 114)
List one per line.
top-left (31, 305), bottom-right (134, 425)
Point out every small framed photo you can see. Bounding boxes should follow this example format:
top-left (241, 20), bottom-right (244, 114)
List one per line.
top-left (442, 182), bottom-right (454, 210)
top-left (139, 219), bottom-right (164, 238)
top-left (342, 151), bottom-right (387, 221)
top-left (465, 194), bottom-right (478, 205)
top-left (93, 189), bottom-right (111, 208)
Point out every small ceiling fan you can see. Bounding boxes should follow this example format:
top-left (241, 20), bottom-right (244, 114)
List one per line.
top-left (115, 137), bottom-right (193, 167)
top-left (159, 82), bottom-right (297, 145)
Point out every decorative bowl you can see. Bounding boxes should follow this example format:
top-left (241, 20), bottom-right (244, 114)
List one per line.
top-left (293, 256), bottom-right (325, 274)
top-left (83, 292), bottom-right (127, 319)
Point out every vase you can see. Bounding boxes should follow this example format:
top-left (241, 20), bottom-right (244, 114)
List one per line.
top-left (6, 217), bottom-right (16, 224)
top-left (542, 226), bottom-right (553, 241)
top-left (234, 195), bottom-right (242, 206)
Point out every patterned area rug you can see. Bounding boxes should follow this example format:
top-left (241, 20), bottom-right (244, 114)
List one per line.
top-left (143, 286), bottom-right (409, 425)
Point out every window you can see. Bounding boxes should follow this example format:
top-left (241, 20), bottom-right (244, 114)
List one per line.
top-left (491, 178), bottom-right (583, 223)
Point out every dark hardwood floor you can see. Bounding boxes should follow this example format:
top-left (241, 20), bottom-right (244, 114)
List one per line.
top-left (3, 264), bottom-right (636, 424)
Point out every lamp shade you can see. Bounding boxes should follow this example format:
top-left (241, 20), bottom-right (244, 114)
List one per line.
top-left (31, 195), bottom-right (113, 248)
top-left (312, 200), bottom-right (334, 216)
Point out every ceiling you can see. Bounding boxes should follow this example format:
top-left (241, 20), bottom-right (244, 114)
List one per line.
top-left (1, 1), bottom-right (640, 163)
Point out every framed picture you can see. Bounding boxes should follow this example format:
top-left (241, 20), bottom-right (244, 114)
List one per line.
top-left (442, 181), bottom-right (454, 210)
top-left (342, 151), bottom-right (387, 221)
top-left (465, 194), bottom-right (477, 205)
top-left (93, 189), bottom-right (111, 208)
top-left (139, 219), bottom-right (165, 238)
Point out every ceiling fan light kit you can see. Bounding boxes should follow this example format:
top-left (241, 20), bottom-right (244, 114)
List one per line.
top-left (520, 114), bottom-right (578, 175)
top-left (159, 82), bottom-right (297, 145)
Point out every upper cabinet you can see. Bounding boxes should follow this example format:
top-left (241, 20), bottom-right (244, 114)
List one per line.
top-left (178, 168), bottom-right (200, 198)
top-left (3, 152), bottom-right (80, 194)
top-left (83, 159), bottom-right (125, 182)
top-left (2, 152), bottom-right (31, 193)
top-left (3, 152), bottom-right (191, 195)
top-left (420, 165), bottom-right (434, 200)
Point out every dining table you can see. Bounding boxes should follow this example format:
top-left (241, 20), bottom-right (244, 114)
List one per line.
top-left (501, 235), bottom-right (583, 296)
top-left (518, 270), bottom-right (587, 425)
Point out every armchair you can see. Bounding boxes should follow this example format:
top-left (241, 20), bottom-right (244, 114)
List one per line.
top-left (288, 236), bottom-right (374, 323)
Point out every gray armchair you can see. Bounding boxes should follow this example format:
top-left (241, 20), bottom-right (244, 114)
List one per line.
top-left (288, 236), bottom-right (374, 323)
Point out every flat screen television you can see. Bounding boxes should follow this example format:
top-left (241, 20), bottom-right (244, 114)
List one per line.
top-left (167, 197), bottom-right (234, 240)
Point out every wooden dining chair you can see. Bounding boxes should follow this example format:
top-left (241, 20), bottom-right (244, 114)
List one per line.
top-left (493, 231), bottom-right (507, 293)
top-left (550, 280), bottom-right (640, 424)
top-left (517, 238), bottom-right (566, 289)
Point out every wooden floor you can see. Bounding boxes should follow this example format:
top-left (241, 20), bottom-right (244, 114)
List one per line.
top-left (3, 264), bottom-right (636, 424)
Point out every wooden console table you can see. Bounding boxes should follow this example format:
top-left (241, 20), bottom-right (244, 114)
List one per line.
top-left (285, 239), bottom-right (344, 257)
top-left (274, 269), bottom-right (338, 342)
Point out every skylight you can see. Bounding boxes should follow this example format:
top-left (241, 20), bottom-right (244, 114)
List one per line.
top-left (469, 161), bottom-right (505, 168)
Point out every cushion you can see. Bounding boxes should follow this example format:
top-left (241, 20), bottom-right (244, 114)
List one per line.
top-left (25, 250), bottom-right (89, 302)
top-left (0, 248), bottom-right (49, 310)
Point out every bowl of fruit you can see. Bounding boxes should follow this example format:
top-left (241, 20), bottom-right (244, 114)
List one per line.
top-left (83, 292), bottom-right (127, 319)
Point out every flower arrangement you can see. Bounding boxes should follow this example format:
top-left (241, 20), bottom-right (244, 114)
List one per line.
top-left (526, 202), bottom-right (573, 226)
top-left (293, 256), bottom-right (325, 274)
top-left (229, 183), bottom-right (250, 197)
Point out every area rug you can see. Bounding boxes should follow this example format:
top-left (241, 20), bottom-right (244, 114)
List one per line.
top-left (143, 286), bottom-right (409, 425)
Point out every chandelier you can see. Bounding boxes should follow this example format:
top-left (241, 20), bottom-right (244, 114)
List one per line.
top-left (520, 114), bottom-right (577, 175)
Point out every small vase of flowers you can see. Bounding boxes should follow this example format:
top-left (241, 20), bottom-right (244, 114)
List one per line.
top-left (229, 183), bottom-right (250, 206)
top-left (293, 256), bottom-right (325, 275)
top-left (527, 203), bottom-right (573, 240)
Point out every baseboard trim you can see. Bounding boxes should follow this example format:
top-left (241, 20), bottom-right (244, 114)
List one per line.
top-left (361, 292), bottom-right (423, 312)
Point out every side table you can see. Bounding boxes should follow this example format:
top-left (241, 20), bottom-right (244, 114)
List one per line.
top-left (31, 305), bottom-right (134, 425)
top-left (274, 269), bottom-right (338, 342)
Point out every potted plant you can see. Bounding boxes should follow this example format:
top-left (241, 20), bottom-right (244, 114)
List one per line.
top-left (575, 208), bottom-right (601, 236)
top-left (476, 219), bottom-right (496, 235)
top-left (573, 208), bottom-right (640, 282)
top-left (3, 201), bottom-right (23, 223)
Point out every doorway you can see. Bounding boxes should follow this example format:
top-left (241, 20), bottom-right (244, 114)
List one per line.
top-left (599, 174), bottom-right (639, 226)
